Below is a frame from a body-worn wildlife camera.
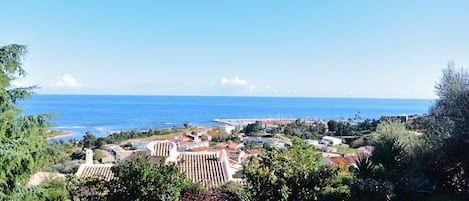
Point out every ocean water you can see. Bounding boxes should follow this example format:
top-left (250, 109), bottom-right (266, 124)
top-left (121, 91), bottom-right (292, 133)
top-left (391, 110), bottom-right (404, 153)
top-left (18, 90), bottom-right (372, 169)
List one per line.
top-left (18, 95), bottom-right (433, 141)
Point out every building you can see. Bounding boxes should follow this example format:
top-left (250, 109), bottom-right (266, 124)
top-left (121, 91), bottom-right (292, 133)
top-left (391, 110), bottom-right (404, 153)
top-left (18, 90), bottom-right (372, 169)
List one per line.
top-left (77, 141), bottom-right (233, 189)
top-left (320, 136), bottom-right (342, 145)
top-left (76, 149), bottom-right (115, 181)
top-left (242, 136), bottom-right (275, 146)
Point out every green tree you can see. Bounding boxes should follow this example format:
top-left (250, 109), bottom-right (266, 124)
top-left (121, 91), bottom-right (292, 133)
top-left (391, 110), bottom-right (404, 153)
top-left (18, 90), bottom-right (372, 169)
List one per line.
top-left (107, 155), bottom-right (191, 201)
top-left (351, 154), bottom-right (375, 179)
top-left (327, 120), bottom-right (338, 132)
top-left (83, 131), bottom-right (97, 149)
top-left (424, 63), bottom-right (469, 192)
top-left (243, 138), bottom-right (343, 201)
top-left (0, 44), bottom-right (51, 199)
top-left (244, 141), bottom-right (257, 150)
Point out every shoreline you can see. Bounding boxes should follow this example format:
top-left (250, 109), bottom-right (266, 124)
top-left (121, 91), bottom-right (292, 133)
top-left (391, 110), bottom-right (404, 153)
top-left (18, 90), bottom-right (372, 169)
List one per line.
top-left (46, 130), bottom-right (73, 140)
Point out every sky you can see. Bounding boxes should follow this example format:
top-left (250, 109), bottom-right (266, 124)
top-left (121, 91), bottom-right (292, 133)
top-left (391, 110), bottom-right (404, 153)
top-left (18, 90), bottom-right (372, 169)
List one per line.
top-left (3, 1), bottom-right (469, 99)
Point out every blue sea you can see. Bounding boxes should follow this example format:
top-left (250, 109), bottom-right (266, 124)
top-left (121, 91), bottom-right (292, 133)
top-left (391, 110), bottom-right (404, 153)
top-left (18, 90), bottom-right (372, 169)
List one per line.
top-left (18, 95), bottom-right (433, 141)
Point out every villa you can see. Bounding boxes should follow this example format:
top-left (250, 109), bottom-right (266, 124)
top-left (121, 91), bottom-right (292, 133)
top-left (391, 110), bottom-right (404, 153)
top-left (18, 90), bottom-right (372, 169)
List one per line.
top-left (76, 140), bottom-right (233, 189)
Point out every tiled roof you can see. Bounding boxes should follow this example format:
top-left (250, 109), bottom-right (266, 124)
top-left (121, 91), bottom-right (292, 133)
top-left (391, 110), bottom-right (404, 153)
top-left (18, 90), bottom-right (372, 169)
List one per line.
top-left (191, 146), bottom-right (211, 152)
top-left (227, 142), bottom-right (239, 149)
top-left (153, 141), bottom-right (174, 157)
top-left (179, 152), bottom-right (229, 189)
top-left (246, 149), bottom-right (262, 155)
top-left (180, 140), bottom-right (193, 145)
top-left (76, 164), bottom-right (114, 181)
top-left (216, 142), bottom-right (227, 148)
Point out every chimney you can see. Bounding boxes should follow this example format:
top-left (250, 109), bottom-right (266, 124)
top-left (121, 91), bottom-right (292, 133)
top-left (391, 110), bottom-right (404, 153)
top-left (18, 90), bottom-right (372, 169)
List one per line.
top-left (85, 149), bottom-right (93, 165)
top-left (219, 149), bottom-right (227, 163)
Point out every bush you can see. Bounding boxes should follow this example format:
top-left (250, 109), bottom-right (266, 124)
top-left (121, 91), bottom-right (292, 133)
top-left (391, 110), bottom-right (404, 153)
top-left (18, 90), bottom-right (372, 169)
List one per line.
top-left (351, 179), bottom-right (395, 201)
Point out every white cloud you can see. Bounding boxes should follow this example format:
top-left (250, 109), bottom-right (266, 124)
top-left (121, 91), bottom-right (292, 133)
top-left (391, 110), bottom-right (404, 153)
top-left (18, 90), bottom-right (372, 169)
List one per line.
top-left (54, 74), bottom-right (83, 88)
top-left (220, 76), bottom-right (248, 86)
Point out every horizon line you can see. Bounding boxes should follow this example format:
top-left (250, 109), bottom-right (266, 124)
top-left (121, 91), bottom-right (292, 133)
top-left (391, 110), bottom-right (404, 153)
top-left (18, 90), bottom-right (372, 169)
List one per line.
top-left (33, 92), bottom-right (436, 101)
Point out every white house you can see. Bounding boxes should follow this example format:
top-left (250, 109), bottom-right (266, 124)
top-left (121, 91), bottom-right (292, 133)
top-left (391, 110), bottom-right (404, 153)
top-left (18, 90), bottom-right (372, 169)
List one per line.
top-left (320, 136), bottom-right (342, 145)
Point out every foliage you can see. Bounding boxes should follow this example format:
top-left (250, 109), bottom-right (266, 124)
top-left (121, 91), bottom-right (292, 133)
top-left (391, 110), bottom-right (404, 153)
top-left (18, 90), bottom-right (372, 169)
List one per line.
top-left (350, 179), bottom-right (395, 201)
top-left (107, 155), bottom-right (191, 201)
top-left (424, 63), bottom-right (469, 192)
top-left (83, 131), bottom-right (97, 149)
top-left (244, 121), bottom-right (263, 135)
top-left (371, 137), bottom-right (405, 177)
top-left (66, 175), bottom-right (107, 201)
top-left (351, 154), bottom-right (374, 179)
top-left (38, 178), bottom-right (71, 201)
top-left (282, 119), bottom-right (326, 139)
top-left (50, 160), bottom-right (81, 174)
top-left (0, 44), bottom-right (51, 197)
top-left (96, 128), bottom-right (182, 145)
top-left (228, 135), bottom-right (241, 143)
top-left (214, 181), bottom-right (252, 201)
top-left (320, 172), bottom-right (353, 201)
top-left (244, 141), bottom-right (257, 150)
top-left (244, 137), bottom-right (342, 201)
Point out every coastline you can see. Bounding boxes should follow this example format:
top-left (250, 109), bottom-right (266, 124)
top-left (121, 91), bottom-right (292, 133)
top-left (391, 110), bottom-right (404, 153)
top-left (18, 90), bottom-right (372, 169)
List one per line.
top-left (46, 130), bottom-right (73, 140)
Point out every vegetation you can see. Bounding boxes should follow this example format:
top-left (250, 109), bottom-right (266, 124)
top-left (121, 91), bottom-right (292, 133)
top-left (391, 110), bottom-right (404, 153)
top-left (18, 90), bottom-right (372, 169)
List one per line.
top-left (2, 44), bottom-right (468, 200)
top-left (107, 155), bottom-right (191, 200)
top-left (0, 44), bottom-right (52, 199)
top-left (243, 138), bottom-right (350, 201)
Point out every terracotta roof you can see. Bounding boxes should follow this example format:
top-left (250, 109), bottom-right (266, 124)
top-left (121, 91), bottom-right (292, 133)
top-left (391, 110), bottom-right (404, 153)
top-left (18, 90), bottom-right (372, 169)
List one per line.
top-left (153, 141), bottom-right (174, 157)
top-left (227, 142), bottom-right (239, 149)
top-left (76, 164), bottom-right (114, 181)
top-left (246, 149), bottom-right (262, 155)
top-left (216, 142), bottom-right (227, 148)
top-left (181, 136), bottom-right (192, 141)
top-left (191, 146), bottom-right (211, 152)
top-left (328, 155), bottom-right (359, 166)
top-left (179, 152), bottom-right (229, 189)
top-left (180, 140), bottom-right (193, 145)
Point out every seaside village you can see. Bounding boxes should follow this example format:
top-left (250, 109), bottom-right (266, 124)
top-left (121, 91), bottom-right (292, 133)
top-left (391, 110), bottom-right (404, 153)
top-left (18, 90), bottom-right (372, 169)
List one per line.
top-left (71, 116), bottom-right (416, 190)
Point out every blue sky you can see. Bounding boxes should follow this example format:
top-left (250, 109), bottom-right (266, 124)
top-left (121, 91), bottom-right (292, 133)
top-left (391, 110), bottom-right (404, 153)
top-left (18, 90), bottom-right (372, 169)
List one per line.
top-left (3, 1), bottom-right (469, 99)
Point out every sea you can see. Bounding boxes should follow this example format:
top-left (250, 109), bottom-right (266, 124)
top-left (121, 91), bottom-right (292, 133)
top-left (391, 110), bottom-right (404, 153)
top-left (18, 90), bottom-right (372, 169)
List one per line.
top-left (18, 95), bottom-right (433, 141)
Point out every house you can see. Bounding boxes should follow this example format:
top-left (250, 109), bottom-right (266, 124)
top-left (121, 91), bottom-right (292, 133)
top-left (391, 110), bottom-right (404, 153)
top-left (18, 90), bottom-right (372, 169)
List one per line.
top-left (242, 136), bottom-right (275, 146)
top-left (191, 146), bottom-right (213, 152)
top-left (305, 139), bottom-right (319, 145)
top-left (320, 136), bottom-right (342, 145)
top-left (176, 134), bottom-right (210, 151)
top-left (146, 140), bottom-right (179, 162)
top-left (76, 149), bottom-right (115, 181)
top-left (178, 150), bottom-right (232, 189)
top-left (77, 141), bottom-right (233, 189)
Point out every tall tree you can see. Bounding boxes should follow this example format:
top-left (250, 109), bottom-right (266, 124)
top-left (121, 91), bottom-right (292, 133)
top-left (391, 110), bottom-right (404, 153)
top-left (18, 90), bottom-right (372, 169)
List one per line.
top-left (83, 131), bottom-right (97, 149)
top-left (0, 44), bottom-right (51, 198)
top-left (425, 63), bottom-right (469, 192)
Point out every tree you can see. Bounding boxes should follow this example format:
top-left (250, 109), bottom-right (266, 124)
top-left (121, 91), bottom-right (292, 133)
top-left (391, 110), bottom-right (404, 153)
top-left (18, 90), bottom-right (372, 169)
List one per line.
top-left (83, 131), bottom-right (97, 149)
top-left (424, 63), bottom-right (469, 192)
top-left (351, 155), bottom-right (374, 179)
top-left (0, 44), bottom-right (51, 199)
top-left (327, 120), bottom-right (338, 132)
top-left (244, 141), bottom-right (257, 150)
top-left (243, 138), bottom-right (342, 201)
top-left (107, 155), bottom-right (191, 201)
top-left (183, 121), bottom-right (191, 128)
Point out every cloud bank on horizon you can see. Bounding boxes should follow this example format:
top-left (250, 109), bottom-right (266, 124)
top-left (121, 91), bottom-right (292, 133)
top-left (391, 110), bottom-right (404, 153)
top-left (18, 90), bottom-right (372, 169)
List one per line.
top-left (54, 74), bottom-right (83, 88)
